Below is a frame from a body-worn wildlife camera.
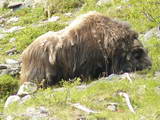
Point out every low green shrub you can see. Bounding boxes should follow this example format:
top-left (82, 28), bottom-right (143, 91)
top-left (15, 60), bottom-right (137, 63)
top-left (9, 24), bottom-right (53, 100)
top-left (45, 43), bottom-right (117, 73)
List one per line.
top-left (43, 0), bottom-right (84, 17)
top-left (0, 75), bottom-right (18, 100)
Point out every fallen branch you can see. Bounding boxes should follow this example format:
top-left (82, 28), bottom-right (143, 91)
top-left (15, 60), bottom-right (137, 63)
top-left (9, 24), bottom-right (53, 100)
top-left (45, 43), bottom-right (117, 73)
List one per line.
top-left (118, 91), bottom-right (135, 113)
top-left (70, 103), bottom-right (98, 114)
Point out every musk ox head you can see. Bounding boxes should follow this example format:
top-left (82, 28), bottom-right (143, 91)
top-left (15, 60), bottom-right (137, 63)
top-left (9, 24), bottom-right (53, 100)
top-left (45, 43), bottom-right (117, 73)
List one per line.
top-left (20, 11), bottom-right (152, 86)
top-left (119, 39), bottom-right (152, 73)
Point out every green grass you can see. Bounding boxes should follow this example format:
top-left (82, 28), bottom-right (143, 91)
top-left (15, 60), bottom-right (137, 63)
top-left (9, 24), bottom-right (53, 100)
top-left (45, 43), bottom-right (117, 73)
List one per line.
top-left (0, 75), bottom-right (18, 112)
top-left (4, 76), bottom-right (160, 119)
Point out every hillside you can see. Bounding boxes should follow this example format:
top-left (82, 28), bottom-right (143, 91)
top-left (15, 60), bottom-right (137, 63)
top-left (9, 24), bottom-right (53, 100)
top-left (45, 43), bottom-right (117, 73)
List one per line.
top-left (0, 0), bottom-right (160, 119)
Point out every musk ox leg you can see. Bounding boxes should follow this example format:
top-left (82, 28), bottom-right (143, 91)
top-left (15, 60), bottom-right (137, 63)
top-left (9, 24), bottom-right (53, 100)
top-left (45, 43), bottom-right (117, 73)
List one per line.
top-left (45, 65), bottom-right (60, 86)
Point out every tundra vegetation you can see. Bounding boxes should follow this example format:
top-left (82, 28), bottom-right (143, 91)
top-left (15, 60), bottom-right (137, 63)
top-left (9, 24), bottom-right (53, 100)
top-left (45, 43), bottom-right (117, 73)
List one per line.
top-left (0, 0), bottom-right (160, 119)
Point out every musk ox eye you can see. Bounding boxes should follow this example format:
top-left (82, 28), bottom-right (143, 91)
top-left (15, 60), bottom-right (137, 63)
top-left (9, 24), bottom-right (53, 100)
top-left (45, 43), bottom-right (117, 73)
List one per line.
top-left (132, 49), bottom-right (144, 59)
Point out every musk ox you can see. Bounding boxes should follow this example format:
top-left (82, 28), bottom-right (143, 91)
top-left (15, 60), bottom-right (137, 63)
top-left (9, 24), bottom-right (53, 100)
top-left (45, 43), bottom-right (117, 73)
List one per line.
top-left (20, 11), bottom-right (152, 86)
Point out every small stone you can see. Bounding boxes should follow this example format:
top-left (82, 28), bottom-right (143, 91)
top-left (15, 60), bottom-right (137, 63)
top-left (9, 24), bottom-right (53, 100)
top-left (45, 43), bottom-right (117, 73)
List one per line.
top-left (4, 95), bottom-right (20, 108)
top-left (0, 0), bottom-right (9, 9)
top-left (6, 48), bottom-right (17, 55)
top-left (26, 107), bottom-right (37, 114)
top-left (7, 17), bottom-right (19, 23)
top-left (8, 67), bottom-right (20, 76)
top-left (5, 59), bottom-right (19, 65)
top-left (144, 26), bottom-right (160, 41)
top-left (9, 38), bottom-right (16, 43)
top-left (96, 0), bottom-right (112, 6)
top-left (0, 34), bottom-right (6, 40)
top-left (24, 106), bottom-right (49, 119)
top-left (47, 16), bottom-right (60, 22)
top-left (76, 85), bottom-right (88, 90)
top-left (76, 115), bottom-right (86, 120)
top-left (17, 82), bottom-right (38, 96)
top-left (154, 71), bottom-right (160, 78)
top-left (8, 2), bottom-right (24, 11)
top-left (20, 95), bottom-right (32, 104)
top-left (0, 17), bottom-right (6, 24)
top-left (106, 103), bottom-right (118, 112)
top-left (0, 69), bottom-right (10, 76)
top-left (155, 86), bottom-right (160, 95)
top-left (6, 115), bottom-right (14, 120)
top-left (39, 106), bottom-right (48, 114)
top-left (5, 26), bottom-right (24, 33)
top-left (64, 13), bottom-right (72, 17)
top-left (0, 64), bottom-right (9, 69)
top-left (106, 74), bottom-right (120, 81)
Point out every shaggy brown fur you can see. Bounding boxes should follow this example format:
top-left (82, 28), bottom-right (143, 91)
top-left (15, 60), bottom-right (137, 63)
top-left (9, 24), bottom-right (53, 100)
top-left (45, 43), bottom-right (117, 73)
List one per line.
top-left (20, 11), bottom-right (152, 86)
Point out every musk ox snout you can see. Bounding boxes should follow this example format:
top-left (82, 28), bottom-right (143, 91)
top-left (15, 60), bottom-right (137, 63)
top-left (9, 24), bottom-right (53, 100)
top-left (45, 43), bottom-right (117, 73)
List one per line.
top-left (121, 46), bottom-right (152, 73)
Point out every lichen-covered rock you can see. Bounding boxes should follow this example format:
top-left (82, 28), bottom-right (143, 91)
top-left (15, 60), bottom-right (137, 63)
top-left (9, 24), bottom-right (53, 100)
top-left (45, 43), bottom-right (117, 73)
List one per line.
top-left (17, 82), bottom-right (38, 96)
top-left (4, 95), bottom-right (20, 108)
top-left (0, 0), bottom-right (9, 9)
top-left (96, 0), bottom-right (112, 6)
top-left (144, 26), bottom-right (160, 41)
top-left (7, 17), bottom-right (19, 24)
top-left (5, 59), bottom-right (19, 65)
top-left (106, 103), bottom-right (118, 112)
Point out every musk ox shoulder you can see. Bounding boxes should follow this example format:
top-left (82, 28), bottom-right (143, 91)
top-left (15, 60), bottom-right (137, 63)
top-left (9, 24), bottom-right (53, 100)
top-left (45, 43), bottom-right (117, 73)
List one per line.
top-left (20, 11), bottom-right (152, 86)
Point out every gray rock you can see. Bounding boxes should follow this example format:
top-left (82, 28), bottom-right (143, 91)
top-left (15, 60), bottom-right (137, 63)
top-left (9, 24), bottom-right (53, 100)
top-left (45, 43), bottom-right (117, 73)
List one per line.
top-left (24, 0), bottom-right (34, 7)
top-left (5, 59), bottom-right (19, 65)
top-left (21, 106), bottom-right (49, 119)
top-left (9, 38), bottom-right (16, 43)
top-left (0, 59), bottom-right (20, 76)
top-left (154, 71), bottom-right (160, 78)
top-left (8, 2), bottom-right (24, 11)
top-left (0, 34), bottom-right (6, 40)
top-left (106, 103), bottom-right (118, 111)
top-left (20, 95), bottom-right (32, 104)
top-left (64, 13), bottom-right (72, 17)
top-left (7, 17), bottom-right (19, 24)
top-left (0, 66), bottom-right (20, 76)
top-left (6, 48), bottom-right (18, 55)
top-left (0, 69), bottom-right (9, 76)
top-left (17, 82), bottom-right (38, 96)
top-left (4, 95), bottom-right (21, 108)
top-left (144, 26), bottom-right (160, 41)
top-left (155, 86), bottom-right (160, 95)
top-left (8, 67), bottom-right (20, 76)
top-left (106, 74), bottom-right (120, 81)
top-left (0, 0), bottom-right (9, 9)
top-left (76, 85), bottom-right (88, 90)
top-left (96, 0), bottom-right (112, 6)
top-left (0, 17), bottom-right (6, 24)
top-left (47, 16), bottom-right (60, 22)
top-left (5, 26), bottom-right (24, 33)
top-left (0, 64), bottom-right (9, 69)
top-left (6, 115), bottom-right (14, 120)
top-left (39, 106), bottom-right (48, 114)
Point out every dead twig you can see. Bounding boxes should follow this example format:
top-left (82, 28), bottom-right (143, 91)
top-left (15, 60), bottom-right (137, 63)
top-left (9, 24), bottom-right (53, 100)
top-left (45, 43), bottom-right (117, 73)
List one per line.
top-left (70, 103), bottom-right (98, 114)
top-left (118, 91), bottom-right (135, 113)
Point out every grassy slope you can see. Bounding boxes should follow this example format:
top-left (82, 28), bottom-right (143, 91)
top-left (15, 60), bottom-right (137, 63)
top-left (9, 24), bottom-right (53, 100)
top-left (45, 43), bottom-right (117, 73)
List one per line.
top-left (1, 0), bottom-right (160, 119)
